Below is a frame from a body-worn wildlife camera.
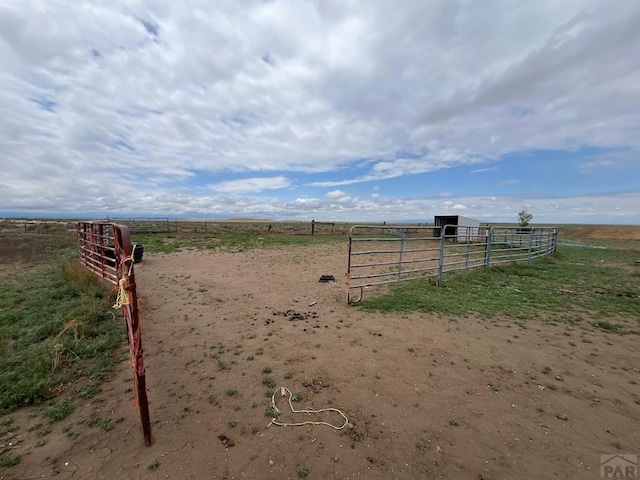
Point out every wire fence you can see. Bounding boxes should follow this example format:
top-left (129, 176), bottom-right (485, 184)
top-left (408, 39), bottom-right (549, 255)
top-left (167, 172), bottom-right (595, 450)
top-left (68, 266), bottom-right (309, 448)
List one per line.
top-left (0, 218), bottom-right (434, 236)
top-left (347, 225), bottom-right (557, 302)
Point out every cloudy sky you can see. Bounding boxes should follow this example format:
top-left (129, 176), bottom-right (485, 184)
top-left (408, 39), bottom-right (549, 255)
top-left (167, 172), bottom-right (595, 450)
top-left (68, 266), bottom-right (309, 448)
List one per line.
top-left (1, 0), bottom-right (639, 224)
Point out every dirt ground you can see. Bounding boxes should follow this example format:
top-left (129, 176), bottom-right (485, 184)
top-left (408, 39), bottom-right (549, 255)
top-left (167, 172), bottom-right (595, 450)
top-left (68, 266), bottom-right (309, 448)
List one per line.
top-left (3, 242), bottom-right (640, 479)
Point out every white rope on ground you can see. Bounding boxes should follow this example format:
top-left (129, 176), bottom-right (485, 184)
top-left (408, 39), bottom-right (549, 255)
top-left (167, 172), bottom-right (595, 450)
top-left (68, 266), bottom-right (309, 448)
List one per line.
top-left (268, 386), bottom-right (349, 430)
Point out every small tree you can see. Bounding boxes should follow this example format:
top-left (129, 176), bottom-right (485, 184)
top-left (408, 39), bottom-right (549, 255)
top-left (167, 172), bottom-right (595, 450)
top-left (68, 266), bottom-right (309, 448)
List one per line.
top-left (517, 209), bottom-right (533, 227)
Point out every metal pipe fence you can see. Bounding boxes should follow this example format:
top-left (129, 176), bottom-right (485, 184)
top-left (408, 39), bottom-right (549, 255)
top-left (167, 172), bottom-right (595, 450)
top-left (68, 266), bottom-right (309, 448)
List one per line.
top-left (347, 225), bottom-right (557, 302)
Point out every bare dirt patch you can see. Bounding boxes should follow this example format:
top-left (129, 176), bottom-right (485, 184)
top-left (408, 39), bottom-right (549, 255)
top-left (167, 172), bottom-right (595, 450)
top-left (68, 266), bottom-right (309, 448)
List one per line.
top-left (3, 243), bottom-right (639, 479)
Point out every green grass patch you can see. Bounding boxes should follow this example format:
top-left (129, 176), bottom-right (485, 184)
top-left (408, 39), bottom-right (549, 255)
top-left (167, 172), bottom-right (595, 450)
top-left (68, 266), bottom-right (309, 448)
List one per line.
top-left (0, 257), bottom-right (124, 413)
top-left (131, 233), bottom-right (344, 254)
top-left (77, 382), bottom-right (101, 399)
top-left (43, 397), bottom-right (75, 423)
top-left (360, 246), bottom-right (640, 323)
top-left (265, 404), bottom-right (279, 419)
top-left (79, 414), bottom-right (115, 432)
top-left (262, 377), bottom-right (277, 389)
top-left (0, 452), bottom-right (21, 467)
top-left (592, 320), bottom-right (628, 334)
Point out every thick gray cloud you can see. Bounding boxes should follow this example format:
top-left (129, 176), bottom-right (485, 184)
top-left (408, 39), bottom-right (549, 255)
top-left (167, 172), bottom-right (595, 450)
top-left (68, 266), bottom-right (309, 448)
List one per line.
top-left (1, 0), bottom-right (639, 221)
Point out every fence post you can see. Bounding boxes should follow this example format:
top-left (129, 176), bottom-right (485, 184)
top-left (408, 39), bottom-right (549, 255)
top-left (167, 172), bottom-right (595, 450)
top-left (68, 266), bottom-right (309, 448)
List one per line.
top-left (397, 228), bottom-right (406, 282)
top-left (437, 226), bottom-right (446, 284)
top-left (113, 225), bottom-right (152, 446)
top-left (311, 220), bottom-right (315, 236)
top-left (527, 229), bottom-right (534, 263)
top-left (346, 229), bottom-right (353, 302)
top-left (465, 236), bottom-right (471, 268)
top-left (484, 227), bottom-right (493, 267)
top-left (510, 229), bottom-right (515, 261)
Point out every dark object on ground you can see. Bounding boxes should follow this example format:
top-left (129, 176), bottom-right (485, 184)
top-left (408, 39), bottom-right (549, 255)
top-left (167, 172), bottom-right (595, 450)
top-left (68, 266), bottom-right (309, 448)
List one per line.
top-left (133, 244), bottom-right (144, 263)
top-left (319, 275), bottom-right (335, 283)
top-left (218, 434), bottom-right (235, 447)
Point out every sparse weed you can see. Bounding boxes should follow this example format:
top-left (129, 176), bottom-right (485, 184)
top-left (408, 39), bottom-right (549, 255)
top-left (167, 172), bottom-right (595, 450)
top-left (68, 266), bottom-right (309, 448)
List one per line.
top-left (265, 404), bottom-right (279, 419)
top-left (0, 453), bottom-right (21, 467)
top-left (79, 415), bottom-right (114, 432)
top-left (262, 377), bottom-right (276, 389)
top-left (44, 398), bottom-right (75, 423)
top-left (77, 382), bottom-right (101, 399)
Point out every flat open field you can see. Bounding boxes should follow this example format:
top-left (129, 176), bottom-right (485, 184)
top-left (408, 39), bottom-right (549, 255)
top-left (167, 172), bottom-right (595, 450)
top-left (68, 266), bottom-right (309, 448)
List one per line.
top-left (1, 224), bottom-right (640, 480)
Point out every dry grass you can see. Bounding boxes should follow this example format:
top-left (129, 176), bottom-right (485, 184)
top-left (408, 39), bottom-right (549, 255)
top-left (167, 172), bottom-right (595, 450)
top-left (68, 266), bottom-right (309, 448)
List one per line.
top-left (0, 232), bottom-right (76, 264)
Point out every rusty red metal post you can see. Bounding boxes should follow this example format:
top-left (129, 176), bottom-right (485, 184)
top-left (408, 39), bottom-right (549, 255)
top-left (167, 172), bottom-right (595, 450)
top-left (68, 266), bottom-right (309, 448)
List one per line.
top-left (77, 222), bottom-right (152, 446)
top-left (113, 225), bottom-right (152, 446)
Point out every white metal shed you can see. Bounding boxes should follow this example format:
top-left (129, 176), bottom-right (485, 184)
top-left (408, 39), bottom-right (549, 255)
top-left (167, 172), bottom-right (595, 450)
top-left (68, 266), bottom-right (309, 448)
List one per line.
top-left (434, 215), bottom-right (481, 241)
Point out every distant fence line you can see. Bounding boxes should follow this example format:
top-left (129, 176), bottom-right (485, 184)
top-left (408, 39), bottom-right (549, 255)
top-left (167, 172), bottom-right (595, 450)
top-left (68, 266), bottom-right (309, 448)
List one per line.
top-left (0, 219), bottom-right (75, 235)
top-left (0, 218), bottom-right (434, 236)
top-left (346, 225), bottom-right (558, 302)
top-left (114, 219), bottom-right (347, 235)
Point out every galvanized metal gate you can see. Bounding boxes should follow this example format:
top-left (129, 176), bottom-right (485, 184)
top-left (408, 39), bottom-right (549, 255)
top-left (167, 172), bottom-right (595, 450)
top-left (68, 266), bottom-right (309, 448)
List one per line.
top-left (347, 225), bottom-right (442, 302)
top-left (77, 222), bottom-right (152, 446)
top-left (347, 224), bottom-right (557, 302)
